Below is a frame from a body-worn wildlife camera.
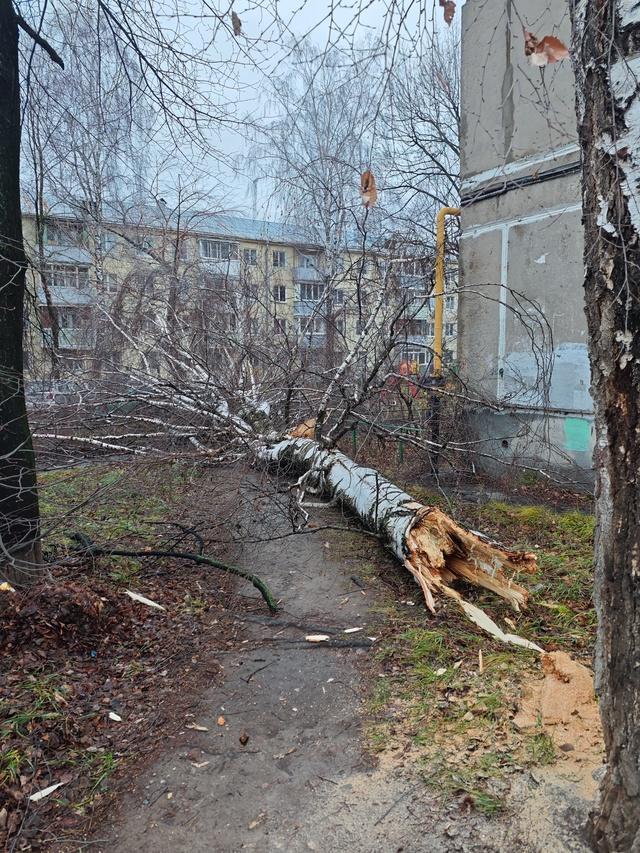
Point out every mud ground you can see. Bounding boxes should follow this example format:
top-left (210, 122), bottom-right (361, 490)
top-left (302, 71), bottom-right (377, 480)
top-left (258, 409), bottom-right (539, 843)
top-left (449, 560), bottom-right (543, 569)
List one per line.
top-left (99, 485), bottom-right (600, 853)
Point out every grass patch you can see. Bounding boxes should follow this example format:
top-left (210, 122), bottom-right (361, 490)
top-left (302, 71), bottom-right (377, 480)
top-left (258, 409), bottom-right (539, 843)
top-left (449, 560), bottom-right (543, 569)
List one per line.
top-left (361, 492), bottom-right (596, 817)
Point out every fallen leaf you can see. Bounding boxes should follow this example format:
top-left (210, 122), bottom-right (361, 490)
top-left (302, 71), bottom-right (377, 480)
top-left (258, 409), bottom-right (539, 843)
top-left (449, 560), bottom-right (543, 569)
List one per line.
top-left (124, 590), bottom-right (165, 611)
top-left (343, 627), bottom-right (363, 634)
top-left (231, 11), bottom-right (241, 36)
top-left (248, 813), bottom-right (266, 830)
top-left (29, 782), bottom-right (66, 802)
top-left (453, 660), bottom-right (462, 670)
top-left (305, 634), bottom-right (330, 642)
top-left (439, 0), bottom-right (456, 26)
top-left (239, 733), bottom-right (249, 746)
top-left (108, 711), bottom-right (123, 722)
top-left (435, 667), bottom-right (447, 677)
top-left (167, 792), bottom-right (173, 800)
top-left (0, 582), bottom-right (16, 593)
top-left (504, 617), bottom-right (517, 630)
top-left (186, 723), bottom-right (209, 732)
top-left (360, 170), bottom-right (378, 208)
top-left (217, 715), bottom-right (226, 726)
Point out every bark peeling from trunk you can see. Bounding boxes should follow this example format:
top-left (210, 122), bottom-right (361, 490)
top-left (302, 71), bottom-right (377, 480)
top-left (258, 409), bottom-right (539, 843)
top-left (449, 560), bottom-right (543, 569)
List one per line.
top-left (261, 437), bottom-right (540, 651)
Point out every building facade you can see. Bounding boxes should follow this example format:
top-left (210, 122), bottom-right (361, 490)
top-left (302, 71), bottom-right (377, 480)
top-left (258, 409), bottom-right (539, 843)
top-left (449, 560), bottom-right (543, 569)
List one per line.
top-left (458, 1), bottom-right (591, 478)
top-left (23, 210), bottom-right (458, 391)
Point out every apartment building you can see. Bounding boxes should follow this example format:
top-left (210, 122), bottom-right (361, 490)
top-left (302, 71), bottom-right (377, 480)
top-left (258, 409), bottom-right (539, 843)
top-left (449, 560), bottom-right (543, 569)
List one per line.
top-left (458, 1), bottom-right (590, 477)
top-left (24, 208), bottom-right (458, 388)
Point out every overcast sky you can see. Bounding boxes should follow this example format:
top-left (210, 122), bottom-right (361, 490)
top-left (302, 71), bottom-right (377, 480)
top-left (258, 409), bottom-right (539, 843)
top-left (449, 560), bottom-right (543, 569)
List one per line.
top-left (196, 0), bottom-right (462, 219)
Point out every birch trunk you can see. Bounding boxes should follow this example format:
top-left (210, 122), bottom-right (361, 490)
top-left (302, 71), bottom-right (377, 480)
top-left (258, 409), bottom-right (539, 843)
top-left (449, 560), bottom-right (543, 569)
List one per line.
top-left (571, 3), bottom-right (640, 848)
top-left (262, 437), bottom-right (540, 650)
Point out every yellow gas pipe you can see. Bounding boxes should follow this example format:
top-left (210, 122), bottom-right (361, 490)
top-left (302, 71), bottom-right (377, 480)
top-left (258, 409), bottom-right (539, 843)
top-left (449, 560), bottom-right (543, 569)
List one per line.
top-left (433, 206), bottom-right (460, 378)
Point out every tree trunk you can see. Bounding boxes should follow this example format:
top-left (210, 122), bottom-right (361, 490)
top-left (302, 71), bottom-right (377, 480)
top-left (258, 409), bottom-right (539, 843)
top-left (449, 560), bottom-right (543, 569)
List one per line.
top-left (571, 3), bottom-right (640, 849)
top-left (262, 436), bottom-right (541, 650)
top-left (0, 0), bottom-right (42, 582)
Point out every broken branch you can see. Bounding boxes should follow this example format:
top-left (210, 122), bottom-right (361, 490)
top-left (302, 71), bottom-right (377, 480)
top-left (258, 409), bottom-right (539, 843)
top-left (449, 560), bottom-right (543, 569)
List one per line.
top-left (71, 532), bottom-right (277, 613)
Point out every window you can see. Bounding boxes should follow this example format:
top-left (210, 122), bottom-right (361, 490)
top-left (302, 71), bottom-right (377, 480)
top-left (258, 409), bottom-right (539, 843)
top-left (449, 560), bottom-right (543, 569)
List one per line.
top-left (335, 318), bottom-right (345, 334)
top-left (44, 264), bottom-right (89, 290)
top-left (297, 317), bottom-right (324, 335)
top-left (273, 285), bottom-right (287, 302)
top-left (355, 320), bottom-right (365, 335)
top-left (134, 234), bottom-right (154, 253)
top-left (245, 281), bottom-right (259, 299)
top-left (45, 222), bottom-right (83, 247)
top-left (243, 248), bottom-right (258, 266)
top-left (445, 322), bottom-right (457, 336)
top-left (103, 273), bottom-right (119, 294)
top-left (274, 318), bottom-right (287, 334)
top-left (445, 296), bottom-right (455, 310)
top-left (199, 239), bottom-right (239, 260)
top-left (300, 282), bottom-right (325, 301)
top-left (405, 350), bottom-right (427, 366)
top-left (301, 254), bottom-right (315, 269)
top-left (58, 308), bottom-right (80, 329)
top-left (399, 318), bottom-right (428, 337)
top-left (272, 250), bottom-right (286, 268)
top-left (333, 289), bottom-right (344, 305)
top-left (99, 231), bottom-right (117, 252)
top-left (172, 237), bottom-right (188, 260)
top-left (426, 322), bottom-right (435, 336)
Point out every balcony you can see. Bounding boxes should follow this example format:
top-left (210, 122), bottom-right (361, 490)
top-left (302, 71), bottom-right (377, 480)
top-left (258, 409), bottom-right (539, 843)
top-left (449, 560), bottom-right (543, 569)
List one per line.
top-left (298, 333), bottom-right (326, 349)
top-left (295, 265), bottom-right (322, 281)
top-left (294, 299), bottom-right (322, 317)
top-left (37, 286), bottom-right (94, 307)
top-left (44, 328), bottom-right (97, 350)
top-left (199, 258), bottom-right (241, 278)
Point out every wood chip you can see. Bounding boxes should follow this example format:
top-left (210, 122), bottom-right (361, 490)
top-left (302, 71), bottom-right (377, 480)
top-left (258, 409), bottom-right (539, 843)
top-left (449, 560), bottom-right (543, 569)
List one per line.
top-left (124, 590), bottom-right (165, 611)
top-left (186, 723), bottom-right (209, 732)
top-left (29, 782), bottom-right (65, 802)
top-left (305, 634), bottom-right (330, 642)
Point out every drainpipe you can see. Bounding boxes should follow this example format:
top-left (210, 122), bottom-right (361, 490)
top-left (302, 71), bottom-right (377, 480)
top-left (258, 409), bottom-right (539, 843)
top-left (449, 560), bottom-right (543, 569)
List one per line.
top-left (433, 206), bottom-right (460, 378)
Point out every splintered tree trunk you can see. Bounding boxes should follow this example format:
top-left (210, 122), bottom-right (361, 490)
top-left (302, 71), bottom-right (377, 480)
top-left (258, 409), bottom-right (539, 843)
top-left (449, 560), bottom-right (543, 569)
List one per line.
top-left (263, 437), bottom-right (540, 650)
top-left (0, 0), bottom-right (42, 581)
top-left (571, 3), bottom-right (640, 849)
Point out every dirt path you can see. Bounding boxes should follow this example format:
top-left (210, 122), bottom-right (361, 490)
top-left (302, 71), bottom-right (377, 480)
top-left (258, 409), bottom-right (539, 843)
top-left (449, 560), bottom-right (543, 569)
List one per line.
top-left (100, 490), bottom-right (599, 853)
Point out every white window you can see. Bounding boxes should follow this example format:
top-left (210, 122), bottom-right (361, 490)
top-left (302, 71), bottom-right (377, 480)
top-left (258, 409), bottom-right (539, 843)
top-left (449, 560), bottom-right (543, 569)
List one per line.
top-left (300, 282), bottom-right (325, 301)
top-left (445, 322), bottom-right (456, 336)
top-left (426, 322), bottom-right (435, 336)
top-left (445, 296), bottom-right (455, 310)
top-left (58, 308), bottom-right (80, 328)
top-left (405, 350), bottom-right (427, 366)
top-left (199, 239), bottom-right (239, 260)
top-left (272, 250), bottom-right (286, 268)
top-left (333, 289), bottom-right (344, 305)
top-left (44, 264), bottom-right (89, 290)
top-left (301, 254), bottom-right (315, 269)
top-left (273, 285), bottom-right (287, 302)
top-left (297, 317), bottom-right (324, 335)
top-left (45, 222), bottom-right (83, 247)
top-left (103, 273), bottom-right (119, 294)
top-left (99, 231), bottom-right (117, 252)
top-left (243, 248), bottom-right (258, 265)
top-left (274, 318), bottom-right (287, 334)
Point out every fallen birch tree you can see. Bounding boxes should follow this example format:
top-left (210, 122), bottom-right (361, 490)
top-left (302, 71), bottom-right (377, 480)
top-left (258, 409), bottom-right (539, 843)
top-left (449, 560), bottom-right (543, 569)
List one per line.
top-left (261, 435), bottom-right (543, 651)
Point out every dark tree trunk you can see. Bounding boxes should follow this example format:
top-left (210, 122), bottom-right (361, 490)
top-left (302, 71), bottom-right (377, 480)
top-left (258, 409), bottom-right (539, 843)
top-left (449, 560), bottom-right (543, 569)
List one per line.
top-left (0, 0), bottom-right (42, 581)
top-left (570, 2), bottom-right (640, 849)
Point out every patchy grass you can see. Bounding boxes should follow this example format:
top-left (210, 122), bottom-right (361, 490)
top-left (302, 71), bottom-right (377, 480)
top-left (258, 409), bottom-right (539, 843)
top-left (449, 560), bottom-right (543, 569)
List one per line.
top-left (329, 489), bottom-right (596, 818)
